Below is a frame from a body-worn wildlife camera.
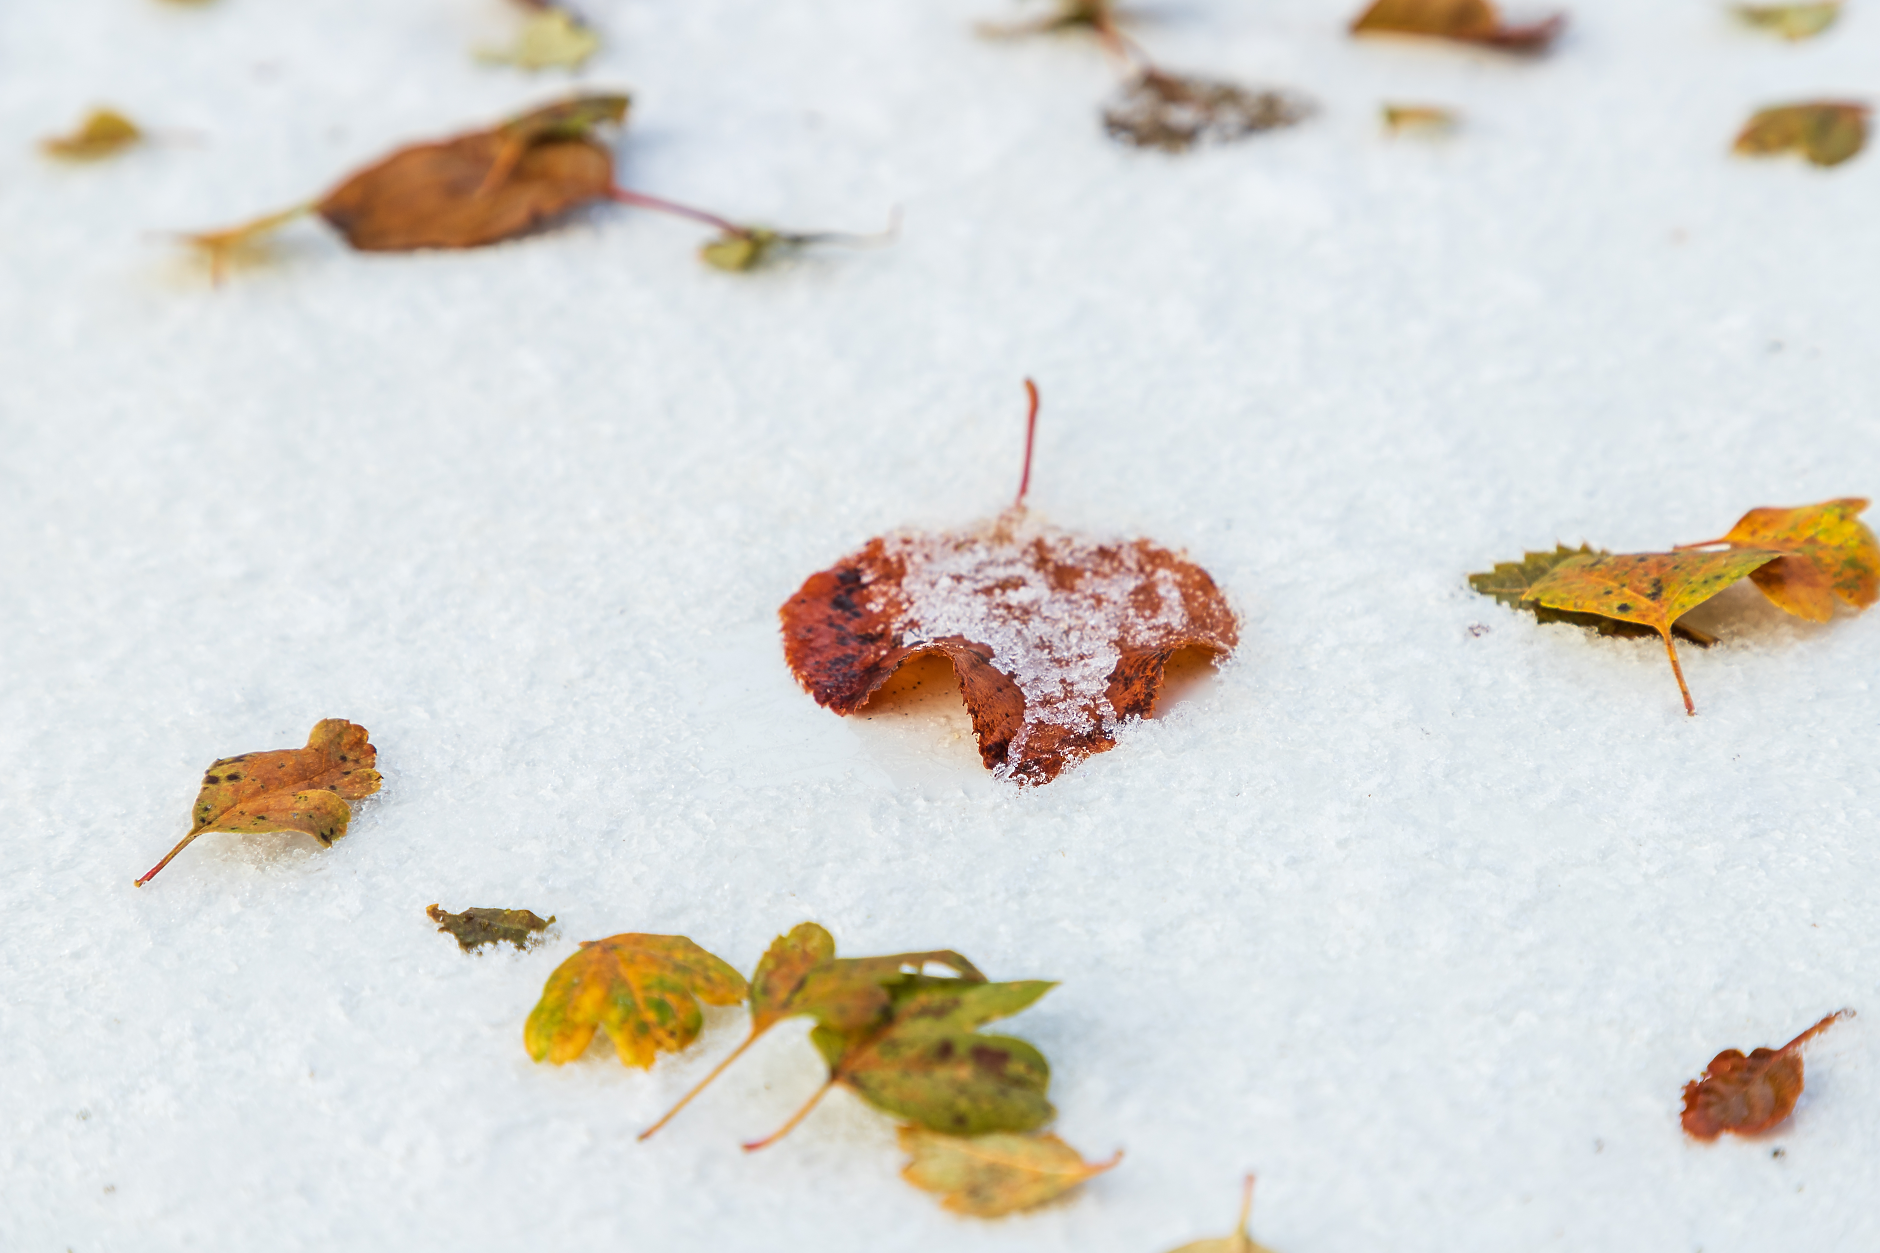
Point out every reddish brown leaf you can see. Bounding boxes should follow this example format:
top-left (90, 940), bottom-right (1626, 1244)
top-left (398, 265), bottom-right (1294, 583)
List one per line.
top-left (780, 384), bottom-right (1237, 784)
top-left (1681, 1009), bottom-right (1854, 1139)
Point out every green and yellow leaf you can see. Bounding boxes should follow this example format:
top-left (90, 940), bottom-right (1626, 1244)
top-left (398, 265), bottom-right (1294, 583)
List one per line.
top-left (525, 934), bottom-right (746, 1068)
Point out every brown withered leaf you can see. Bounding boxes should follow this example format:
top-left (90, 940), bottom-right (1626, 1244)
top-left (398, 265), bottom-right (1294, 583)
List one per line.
top-left (136, 719), bottom-right (380, 886)
top-left (1350, 0), bottom-right (1566, 51)
top-left (639, 921), bottom-right (983, 1139)
top-left (898, 1127), bottom-right (1121, 1217)
top-left (525, 933), bottom-right (747, 1068)
top-left (1682, 498), bottom-right (1879, 622)
top-left (1166, 1176), bottom-right (1279, 1253)
top-left (427, 904), bottom-right (556, 952)
top-left (315, 94), bottom-right (624, 251)
top-left (1734, 102), bottom-right (1869, 168)
top-left (1103, 70), bottom-right (1312, 152)
top-left (41, 108), bottom-right (143, 160)
top-left (1682, 1009), bottom-right (1854, 1139)
top-left (1521, 548), bottom-right (1782, 714)
top-left (182, 94), bottom-right (628, 278)
top-left (1470, 545), bottom-right (1721, 647)
top-left (781, 383), bottom-right (1237, 784)
top-left (978, 0), bottom-right (1122, 39)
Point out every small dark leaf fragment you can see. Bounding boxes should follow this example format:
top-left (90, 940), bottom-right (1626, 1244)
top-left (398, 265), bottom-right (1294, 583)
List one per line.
top-left (1103, 71), bottom-right (1312, 152)
top-left (428, 903), bottom-right (556, 952)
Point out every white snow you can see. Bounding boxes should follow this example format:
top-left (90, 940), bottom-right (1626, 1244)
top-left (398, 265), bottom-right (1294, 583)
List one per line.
top-left (2, 1), bottom-right (1877, 1251)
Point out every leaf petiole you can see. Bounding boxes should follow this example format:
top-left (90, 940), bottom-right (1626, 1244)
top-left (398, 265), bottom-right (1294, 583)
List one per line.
top-left (741, 1078), bottom-right (835, 1152)
top-left (1659, 630), bottom-right (1696, 717)
top-left (638, 1031), bottom-right (759, 1141)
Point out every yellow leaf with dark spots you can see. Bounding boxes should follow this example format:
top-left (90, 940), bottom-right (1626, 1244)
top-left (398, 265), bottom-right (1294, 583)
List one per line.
top-left (897, 1127), bottom-right (1120, 1216)
top-left (525, 934), bottom-right (746, 1068)
top-left (136, 719), bottom-right (380, 885)
top-left (1521, 549), bottom-right (1782, 714)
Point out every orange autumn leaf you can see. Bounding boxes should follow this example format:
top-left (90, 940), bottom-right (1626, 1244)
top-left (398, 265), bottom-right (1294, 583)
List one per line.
top-left (779, 382), bottom-right (1238, 783)
top-left (136, 719), bottom-right (381, 885)
top-left (1520, 548), bottom-right (1782, 715)
top-left (1350, 0), bottom-right (1565, 50)
top-left (525, 933), bottom-right (747, 1068)
top-left (1682, 1009), bottom-right (1854, 1139)
top-left (1682, 498), bottom-right (1879, 623)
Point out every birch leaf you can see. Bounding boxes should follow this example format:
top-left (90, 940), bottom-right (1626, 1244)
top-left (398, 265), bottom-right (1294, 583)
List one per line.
top-left (898, 1127), bottom-right (1121, 1216)
top-left (41, 108), bottom-right (143, 160)
top-left (1470, 545), bottom-right (1720, 646)
top-left (1734, 102), bottom-right (1870, 167)
top-left (1687, 497), bottom-right (1879, 622)
top-left (477, 8), bottom-right (601, 70)
top-left (136, 719), bottom-right (380, 886)
top-left (1734, 2), bottom-right (1841, 40)
top-left (1520, 548), bottom-right (1782, 714)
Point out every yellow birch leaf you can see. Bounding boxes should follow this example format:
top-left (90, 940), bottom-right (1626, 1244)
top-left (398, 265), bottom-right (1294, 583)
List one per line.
top-left (897, 1127), bottom-right (1121, 1217)
top-left (136, 719), bottom-right (380, 885)
top-left (41, 108), bottom-right (143, 160)
top-left (525, 933), bottom-right (747, 1068)
top-left (1734, 102), bottom-right (1869, 167)
top-left (1734, 2), bottom-right (1841, 40)
top-left (1688, 497), bottom-right (1879, 622)
top-left (477, 8), bottom-right (601, 71)
top-left (1383, 103), bottom-right (1458, 132)
top-left (1521, 549), bottom-right (1782, 714)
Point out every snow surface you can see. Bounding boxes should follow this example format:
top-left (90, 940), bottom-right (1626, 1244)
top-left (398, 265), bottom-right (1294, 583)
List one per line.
top-left (3, 1), bottom-right (1878, 1251)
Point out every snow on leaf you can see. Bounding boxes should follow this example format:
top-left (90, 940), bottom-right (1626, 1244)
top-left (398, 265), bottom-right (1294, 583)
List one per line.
top-left (1521, 548), bottom-right (1782, 715)
top-left (640, 922), bottom-right (984, 1139)
top-left (476, 8), bottom-right (601, 71)
top-left (1734, 2), bottom-right (1841, 40)
top-left (1734, 102), bottom-right (1870, 167)
top-left (1102, 71), bottom-right (1312, 152)
top-left (781, 384), bottom-right (1237, 784)
top-left (427, 904), bottom-right (556, 953)
top-left (897, 1127), bottom-right (1121, 1217)
top-left (1165, 1176), bottom-right (1280, 1253)
top-left (1349, 0), bottom-right (1566, 51)
top-left (40, 108), bottom-right (143, 160)
top-left (135, 719), bottom-right (380, 886)
top-left (1470, 544), bottom-right (1720, 647)
top-left (1683, 497), bottom-right (1879, 622)
top-left (1682, 1010), bottom-right (1854, 1139)
top-left (524, 933), bottom-right (747, 1068)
